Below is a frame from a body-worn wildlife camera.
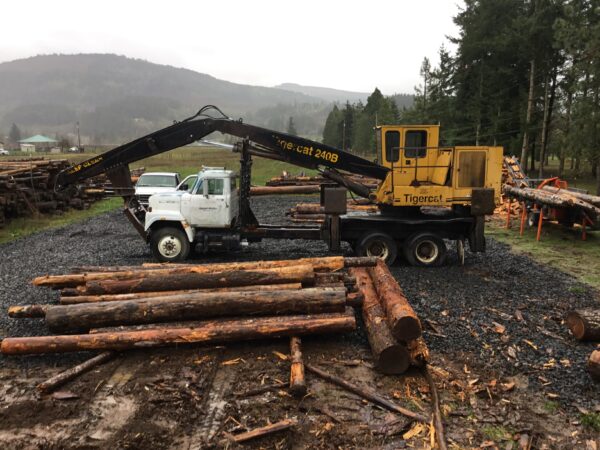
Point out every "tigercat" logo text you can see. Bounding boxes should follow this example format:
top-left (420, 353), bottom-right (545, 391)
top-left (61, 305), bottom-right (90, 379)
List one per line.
top-left (404, 194), bottom-right (442, 204)
top-left (274, 136), bottom-right (339, 164)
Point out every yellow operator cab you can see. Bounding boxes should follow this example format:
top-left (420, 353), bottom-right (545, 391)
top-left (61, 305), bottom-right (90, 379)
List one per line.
top-left (373, 124), bottom-right (503, 210)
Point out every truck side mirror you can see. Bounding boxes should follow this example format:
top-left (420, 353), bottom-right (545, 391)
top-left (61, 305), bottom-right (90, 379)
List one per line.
top-left (179, 183), bottom-right (189, 191)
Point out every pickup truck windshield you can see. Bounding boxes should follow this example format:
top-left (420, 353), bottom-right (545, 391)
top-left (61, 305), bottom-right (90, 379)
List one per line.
top-left (137, 175), bottom-right (178, 187)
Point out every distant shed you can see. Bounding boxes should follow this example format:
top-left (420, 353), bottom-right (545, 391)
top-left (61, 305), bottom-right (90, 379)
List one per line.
top-left (19, 135), bottom-right (58, 152)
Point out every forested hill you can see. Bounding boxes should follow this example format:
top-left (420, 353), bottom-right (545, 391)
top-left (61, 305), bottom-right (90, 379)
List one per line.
top-left (0, 54), bottom-right (338, 143)
top-left (274, 83), bottom-right (370, 103)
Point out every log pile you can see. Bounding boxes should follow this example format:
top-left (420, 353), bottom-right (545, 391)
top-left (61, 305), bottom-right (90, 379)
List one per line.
top-left (503, 185), bottom-right (600, 219)
top-left (287, 200), bottom-right (379, 223)
top-left (0, 256), bottom-right (385, 355)
top-left (350, 261), bottom-right (427, 374)
top-left (0, 158), bottom-right (144, 227)
top-left (566, 309), bottom-right (600, 382)
top-left (257, 171), bottom-right (379, 196)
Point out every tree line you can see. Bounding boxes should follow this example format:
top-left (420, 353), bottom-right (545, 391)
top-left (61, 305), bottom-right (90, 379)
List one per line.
top-left (322, 0), bottom-right (600, 194)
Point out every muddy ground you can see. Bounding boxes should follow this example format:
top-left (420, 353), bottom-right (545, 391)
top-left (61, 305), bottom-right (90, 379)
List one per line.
top-left (0, 196), bottom-right (599, 449)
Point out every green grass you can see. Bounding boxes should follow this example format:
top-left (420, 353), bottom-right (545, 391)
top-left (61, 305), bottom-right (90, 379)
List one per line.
top-left (581, 412), bottom-right (600, 432)
top-left (481, 425), bottom-right (513, 442)
top-left (0, 198), bottom-right (121, 244)
top-left (488, 219), bottom-right (600, 290)
top-left (543, 400), bottom-right (560, 414)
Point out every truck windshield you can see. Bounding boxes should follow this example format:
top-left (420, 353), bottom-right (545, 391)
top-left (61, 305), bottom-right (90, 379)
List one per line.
top-left (136, 175), bottom-right (178, 187)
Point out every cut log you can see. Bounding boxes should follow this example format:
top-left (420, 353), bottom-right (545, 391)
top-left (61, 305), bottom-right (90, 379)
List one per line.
top-left (250, 185), bottom-right (320, 195)
top-left (504, 185), bottom-right (600, 216)
top-left (225, 418), bottom-right (298, 443)
top-left (566, 309), bottom-right (600, 341)
top-left (588, 350), bottom-right (600, 381)
top-left (289, 336), bottom-right (307, 397)
top-left (80, 265), bottom-right (315, 295)
top-left (0, 309), bottom-right (357, 354)
top-left (59, 283), bottom-right (302, 304)
top-left (367, 261), bottom-right (421, 341)
top-left (350, 267), bottom-right (410, 374)
top-left (44, 287), bottom-right (347, 333)
top-left (304, 363), bottom-right (429, 423)
top-left (37, 351), bottom-right (115, 394)
top-left (34, 256), bottom-right (364, 289)
top-left (8, 304), bottom-right (48, 318)
top-left (542, 186), bottom-right (600, 208)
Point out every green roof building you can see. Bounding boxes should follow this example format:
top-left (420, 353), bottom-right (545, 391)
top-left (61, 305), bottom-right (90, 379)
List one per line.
top-left (19, 135), bottom-right (58, 152)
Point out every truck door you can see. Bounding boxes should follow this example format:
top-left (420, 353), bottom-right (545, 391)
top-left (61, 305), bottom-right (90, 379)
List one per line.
top-left (188, 178), bottom-right (228, 228)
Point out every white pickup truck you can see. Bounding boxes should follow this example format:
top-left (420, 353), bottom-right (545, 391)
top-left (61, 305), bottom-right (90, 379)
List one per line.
top-left (145, 167), bottom-right (239, 261)
top-left (134, 172), bottom-right (181, 207)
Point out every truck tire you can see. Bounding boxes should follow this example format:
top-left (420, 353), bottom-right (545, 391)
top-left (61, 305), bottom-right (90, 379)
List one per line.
top-left (150, 226), bottom-right (190, 262)
top-left (403, 233), bottom-right (446, 267)
top-left (356, 232), bottom-right (398, 265)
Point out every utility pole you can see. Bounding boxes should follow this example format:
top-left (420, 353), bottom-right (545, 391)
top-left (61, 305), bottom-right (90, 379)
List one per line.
top-left (76, 121), bottom-right (81, 151)
top-left (342, 120), bottom-right (346, 150)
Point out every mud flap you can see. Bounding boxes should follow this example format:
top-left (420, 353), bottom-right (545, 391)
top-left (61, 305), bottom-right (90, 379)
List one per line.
top-left (468, 215), bottom-right (486, 252)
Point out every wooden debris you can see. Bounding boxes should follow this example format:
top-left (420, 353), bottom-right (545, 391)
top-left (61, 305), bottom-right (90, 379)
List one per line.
top-left (421, 366), bottom-right (448, 450)
top-left (304, 363), bottom-right (429, 423)
top-left (588, 350), bottom-right (600, 381)
top-left (225, 418), bottom-right (298, 443)
top-left (0, 309), bottom-right (357, 354)
top-left (37, 351), bottom-right (115, 394)
top-left (566, 309), bottom-right (600, 341)
top-left (289, 336), bottom-right (307, 397)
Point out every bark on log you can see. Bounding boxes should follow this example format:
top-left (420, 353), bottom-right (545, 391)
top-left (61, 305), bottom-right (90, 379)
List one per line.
top-left (45, 287), bottom-right (347, 333)
top-left (0, 309), bottom-right (356, 355)
top-left (8, 304), bottom-right (48, 318)
top-left (36, 351), bottom-right (115, 394)
top-left (407, 338), bottom-right (430, 367)
top-left (504, 185), bottom-right (600, 216)
top-left (350, 268), bottom-right (410, 374)
top-left (566, 309), bottom-right (600, 341)
top-left (80, 265), bottom-right (315, 295)
top-left (304, 363), bottom-right (429, 423)
top-left (34, 257), bottom-right (359, 288)
top-left (225, 418), bottom-right (298, 443)
top-left (542, 186), bottom-right (600, 208)
top-left (250, 185), bottom-right (320, 195)
top-left (289, 336), bottom-right (307, 397)
top-left (367, 261), bottom-right (421, 341)
top-left (59, 283), bottom-right (302, 304)
top-left (588, 350), bottom-right (600, 381)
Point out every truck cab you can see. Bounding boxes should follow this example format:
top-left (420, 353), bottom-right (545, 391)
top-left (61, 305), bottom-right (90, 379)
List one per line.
top-left (145, 167), bottom-right (239, 261)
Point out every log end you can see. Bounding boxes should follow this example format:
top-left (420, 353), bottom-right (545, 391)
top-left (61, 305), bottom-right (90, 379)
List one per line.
top-left (392, 318), bottom-right (422, 342)
top-left (588, 350), bottom-right (600, 382)
top-left (566, 311), bottom-right (585, 340)
top-left (377, 346), bottom-right (410, 374)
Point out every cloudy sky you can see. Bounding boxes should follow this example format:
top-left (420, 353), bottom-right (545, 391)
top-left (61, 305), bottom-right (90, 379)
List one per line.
top-left (0, 0), bottom-right (462, 95)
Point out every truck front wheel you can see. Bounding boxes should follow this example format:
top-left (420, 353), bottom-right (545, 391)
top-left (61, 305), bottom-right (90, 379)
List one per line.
top-left (150, 227), bottom-right (190, 262)
top-left (356, 232), bottom-right (398, 265)
top-left (403, 233), bottom-right (446, 267)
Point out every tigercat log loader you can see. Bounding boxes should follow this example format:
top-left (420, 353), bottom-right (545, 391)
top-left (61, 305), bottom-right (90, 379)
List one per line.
top-left (56, 106), bottom-right (503, 265)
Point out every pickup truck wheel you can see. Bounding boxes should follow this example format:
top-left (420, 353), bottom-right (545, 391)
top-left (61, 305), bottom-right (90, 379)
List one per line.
top-left (151, 227), bottom-right (190, 262)
top-left (403, 233), bottom-right (446, 267)
top-left (356, 232), bottom-right (398, 265)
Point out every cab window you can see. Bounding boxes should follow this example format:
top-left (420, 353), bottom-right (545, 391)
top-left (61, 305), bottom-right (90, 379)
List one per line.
top-left (405, 130), bottom-right (427, 158)
top-left (207, 178), bottom-right (224, 195)
top-left (385, 131), bottom-right (400, 162)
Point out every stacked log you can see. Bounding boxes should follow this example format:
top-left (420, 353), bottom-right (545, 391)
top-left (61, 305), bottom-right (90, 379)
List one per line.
top-left (566, 309), bottom-right (600, 382)
top-left (349, 261), bottom-right (425, 375)
top-left (260, 171), bottom-right (379, 197)
top-left (287, 200), bottom-right (379, 223)
top-left (0, 158), bottom-right (143, 227)
top-left (1, 256), bottom-right (379, 355)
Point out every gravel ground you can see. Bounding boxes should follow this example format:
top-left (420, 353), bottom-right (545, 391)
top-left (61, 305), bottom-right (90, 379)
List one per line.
top-left (1, 195), bottom-right (599, 411)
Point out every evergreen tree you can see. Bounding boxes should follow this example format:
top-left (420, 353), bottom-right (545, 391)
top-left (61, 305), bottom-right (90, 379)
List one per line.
top-left (286, 116), bottom-right (297, 135)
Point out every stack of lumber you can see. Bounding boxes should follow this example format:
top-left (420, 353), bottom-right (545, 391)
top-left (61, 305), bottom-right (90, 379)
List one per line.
top-left (566, 309), bottom-right (600, 381)
top-left (0, 159), bottom-right (140, 227)
top-left (350, 261), bottom-right (428, 374)
top-left (0, 256), bottom-right (383, 355)
top-left (287, 200), bottom-right (379, 223)
top-left (82, 167), bottom-right (145, 196)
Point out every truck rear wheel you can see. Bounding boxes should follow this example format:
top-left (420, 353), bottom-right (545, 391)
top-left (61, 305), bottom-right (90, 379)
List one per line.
top-left (403, 233), bottom-right (446, 267)
top-left (150, 227), bottom-right (190, 262)
top-left (356, 232), bottom-right (398, 265)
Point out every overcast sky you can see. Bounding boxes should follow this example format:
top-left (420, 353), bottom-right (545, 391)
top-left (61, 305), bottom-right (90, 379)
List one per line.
top-left (0, 0), bottom-right (462, 95)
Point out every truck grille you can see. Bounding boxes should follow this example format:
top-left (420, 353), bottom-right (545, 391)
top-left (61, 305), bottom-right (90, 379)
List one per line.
top-left (136, 195), bottom-right (150, 205)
